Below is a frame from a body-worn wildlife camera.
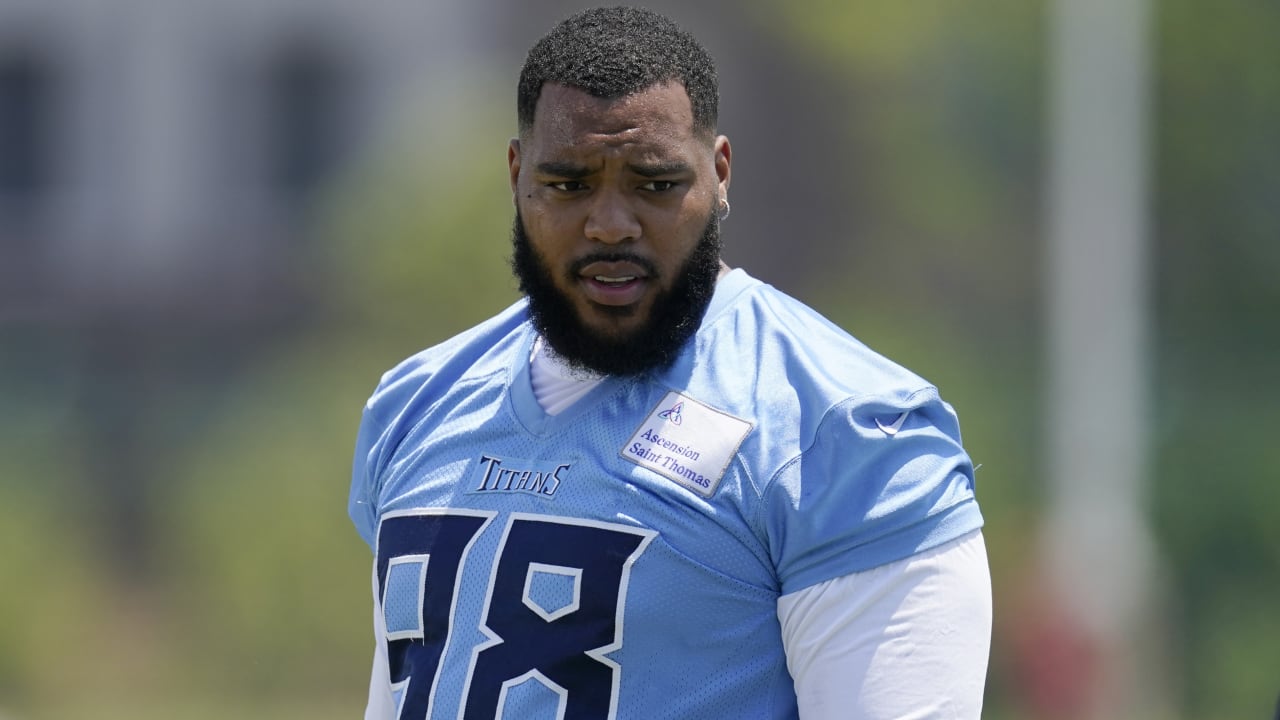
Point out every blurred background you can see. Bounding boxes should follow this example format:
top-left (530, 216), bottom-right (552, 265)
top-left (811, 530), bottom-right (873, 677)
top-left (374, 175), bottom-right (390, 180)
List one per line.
top-left (0, 0), bottom-right (1276, 718)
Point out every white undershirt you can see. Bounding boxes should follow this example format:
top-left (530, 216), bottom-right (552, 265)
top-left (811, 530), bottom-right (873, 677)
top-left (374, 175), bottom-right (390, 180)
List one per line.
top-left (525, 338), bottom-right (993, 719)
top-left (778, 530), bottom-right (992, 719)
top-left (530, 336), bottom-right (604, 415)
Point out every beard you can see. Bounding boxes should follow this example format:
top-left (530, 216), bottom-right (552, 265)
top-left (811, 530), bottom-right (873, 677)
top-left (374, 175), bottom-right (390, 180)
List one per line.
top-left (510, 208), bottom-right (722, 376)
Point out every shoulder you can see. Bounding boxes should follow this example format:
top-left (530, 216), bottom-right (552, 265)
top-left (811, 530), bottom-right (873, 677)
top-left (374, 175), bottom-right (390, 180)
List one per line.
top-left (630, 273), bottom-right (982, 589)
top-left (682, 271), bottom-right (940, 440)
top-left (678, 273), bottom-right (980, 588)
top-left (350, 299), bottom-right (533, 544)
top-left (364, 299), bottom-right (532, 428)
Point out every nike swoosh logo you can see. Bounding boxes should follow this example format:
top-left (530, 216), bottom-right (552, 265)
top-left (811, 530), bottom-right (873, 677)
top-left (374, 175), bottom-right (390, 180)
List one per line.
top-left (875, 411), bottom-right (910, 436)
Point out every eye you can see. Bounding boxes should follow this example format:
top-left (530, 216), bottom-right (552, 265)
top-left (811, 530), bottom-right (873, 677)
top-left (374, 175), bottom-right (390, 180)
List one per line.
top-left (549, 180), bottom-right (587, 192)
top-left (641, 180), bottom-right (677, 192)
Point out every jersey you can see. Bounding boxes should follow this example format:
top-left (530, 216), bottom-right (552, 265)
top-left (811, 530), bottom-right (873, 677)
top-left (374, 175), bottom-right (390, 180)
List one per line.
top-left (349, 268), bottom-right (984, 720)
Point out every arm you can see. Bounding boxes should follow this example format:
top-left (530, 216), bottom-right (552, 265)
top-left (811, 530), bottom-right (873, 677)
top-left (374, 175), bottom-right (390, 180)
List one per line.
top-left (777, 530), bottom-right (992, 720)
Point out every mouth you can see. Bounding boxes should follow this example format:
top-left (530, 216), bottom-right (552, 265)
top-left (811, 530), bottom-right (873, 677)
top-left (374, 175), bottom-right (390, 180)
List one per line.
top-left (577, 260), bottom-right (652, 307)
top-left (592, 273), bottom-right (637, 283)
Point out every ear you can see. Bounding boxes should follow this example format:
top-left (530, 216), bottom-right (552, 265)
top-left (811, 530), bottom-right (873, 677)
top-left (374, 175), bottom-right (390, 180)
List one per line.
top-left (508, 138), bottom-right (522, 200)
top-left (713, 135), bottom-right (732, 197)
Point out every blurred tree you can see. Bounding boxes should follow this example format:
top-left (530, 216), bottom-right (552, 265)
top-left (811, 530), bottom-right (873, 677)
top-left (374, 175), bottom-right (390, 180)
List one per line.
top-left (153, 78), bottom-right (520, 707)
top-left (0, 444), bottom-right (107, 708)
top-left (1152, 1), bottom-right (1280, 717)
top-left (317, 79), bottom-right (519, 354)
top-left (750, 0), bottom-right (1045, 337)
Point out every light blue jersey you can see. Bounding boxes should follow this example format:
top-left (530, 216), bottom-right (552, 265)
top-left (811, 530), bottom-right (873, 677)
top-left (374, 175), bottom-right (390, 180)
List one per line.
top-left (350, 269), bottom-right (983, 720)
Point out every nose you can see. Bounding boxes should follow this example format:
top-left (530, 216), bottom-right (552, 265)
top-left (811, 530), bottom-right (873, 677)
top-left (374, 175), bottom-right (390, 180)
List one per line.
top-left (583, 191), bottom-right (641, 245)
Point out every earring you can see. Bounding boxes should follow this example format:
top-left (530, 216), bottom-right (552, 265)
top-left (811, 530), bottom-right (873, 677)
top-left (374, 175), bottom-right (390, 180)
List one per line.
top-left (718, 197), bottom-right (731, 221)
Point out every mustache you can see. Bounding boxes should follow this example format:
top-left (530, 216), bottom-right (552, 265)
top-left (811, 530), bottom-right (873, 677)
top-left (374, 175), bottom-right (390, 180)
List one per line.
top-left (568, 252), bottom-right (660, 278)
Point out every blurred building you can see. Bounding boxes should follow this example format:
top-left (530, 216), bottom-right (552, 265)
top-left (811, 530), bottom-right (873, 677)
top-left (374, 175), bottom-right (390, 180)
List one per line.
top-left (0, 0), bottom-right (841, 330)
top-left (0, 0), bottom-right (479, 329)
top-left (0, 0), bottom-right (491, 580)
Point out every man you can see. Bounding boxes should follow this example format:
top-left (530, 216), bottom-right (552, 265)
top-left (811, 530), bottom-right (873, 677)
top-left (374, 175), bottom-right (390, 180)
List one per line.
top-left (350, 7), bottom-right (991, 719)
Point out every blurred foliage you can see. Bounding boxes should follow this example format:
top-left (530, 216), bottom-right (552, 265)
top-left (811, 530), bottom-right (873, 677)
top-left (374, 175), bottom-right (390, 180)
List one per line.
top-left (155, 345), bottom-right (375, 697)
top-left (0, 447), bottom-right (104, 706)
top-left (1152, 0), bottom-right (1280, 717)
top-left (157, 82), bottom-right (519, 713)
top-left (755, 0), bottom-right (1045, 336)
top-left (316, 80), bottom-right (520, 352)
top-left (0, 77), bottom-right (518, 718)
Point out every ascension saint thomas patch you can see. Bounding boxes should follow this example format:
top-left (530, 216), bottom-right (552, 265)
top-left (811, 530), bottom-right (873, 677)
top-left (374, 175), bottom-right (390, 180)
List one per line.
top-left (621, 391), bottom-right (752, 497)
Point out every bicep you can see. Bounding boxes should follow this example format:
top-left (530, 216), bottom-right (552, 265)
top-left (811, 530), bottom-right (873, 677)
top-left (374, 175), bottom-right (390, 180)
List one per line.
top-left (777, 530), bottom-right (992, 720)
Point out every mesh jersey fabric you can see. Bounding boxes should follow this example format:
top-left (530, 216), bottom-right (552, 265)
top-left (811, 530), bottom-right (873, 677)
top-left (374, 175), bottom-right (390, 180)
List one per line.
top-left (349, 268), bottom-right (984, 720)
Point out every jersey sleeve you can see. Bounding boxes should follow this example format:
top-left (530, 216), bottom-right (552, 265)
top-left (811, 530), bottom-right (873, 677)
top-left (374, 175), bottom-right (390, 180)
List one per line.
top-left (763, 389), bottom-right (983, 595)
top-left (349, 398), bottom-right (386, 551)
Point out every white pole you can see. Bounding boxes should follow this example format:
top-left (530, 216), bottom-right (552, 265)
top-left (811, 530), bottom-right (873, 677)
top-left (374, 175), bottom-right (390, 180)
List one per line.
top-left (1044, 0), bottom-right (1163, 717)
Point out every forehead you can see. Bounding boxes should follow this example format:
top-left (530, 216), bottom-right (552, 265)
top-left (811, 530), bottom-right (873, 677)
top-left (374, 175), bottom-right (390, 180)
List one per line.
top-left (525, 81), bottom-right (702, 158)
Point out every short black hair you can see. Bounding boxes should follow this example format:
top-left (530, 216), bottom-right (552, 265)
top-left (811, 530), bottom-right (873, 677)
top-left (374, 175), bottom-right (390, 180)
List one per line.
top-left (517, 6), bottom-right (719, 137)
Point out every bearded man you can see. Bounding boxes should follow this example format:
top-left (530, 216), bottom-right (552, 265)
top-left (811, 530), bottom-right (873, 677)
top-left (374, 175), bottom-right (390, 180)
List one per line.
top-left (350, 7), bottom-right (992, 719)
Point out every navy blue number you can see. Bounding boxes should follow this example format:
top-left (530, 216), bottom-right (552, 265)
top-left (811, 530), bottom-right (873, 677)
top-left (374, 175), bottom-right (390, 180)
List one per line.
top-left (376, 513), bottom-right (652, 720)
top-left (463, 518), bottom-right (650, 719)
top-left (377, 512), bottom-right (489, 720)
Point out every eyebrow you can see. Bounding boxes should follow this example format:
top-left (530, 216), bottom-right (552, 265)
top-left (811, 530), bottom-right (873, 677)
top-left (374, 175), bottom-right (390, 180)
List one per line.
top-left (535, 161), bottom-right (592, 179)
top-left (628, 161), bottom-right (692, 178)
top-left (533, 160), bottom-right (693, 179)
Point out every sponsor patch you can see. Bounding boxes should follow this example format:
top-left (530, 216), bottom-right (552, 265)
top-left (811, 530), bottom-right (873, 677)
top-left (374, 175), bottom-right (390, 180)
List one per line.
top-left (621, 391), bottom-right (752, 497)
